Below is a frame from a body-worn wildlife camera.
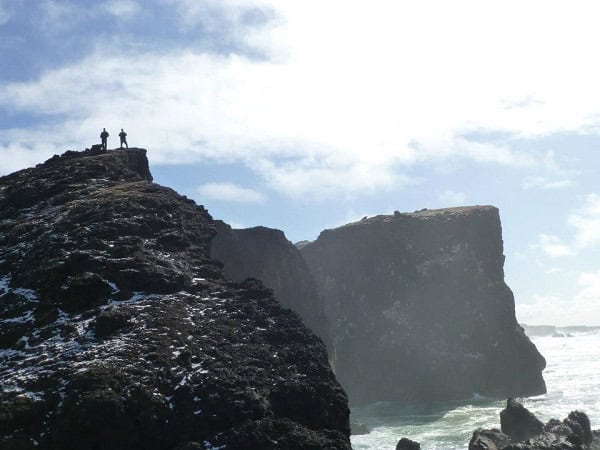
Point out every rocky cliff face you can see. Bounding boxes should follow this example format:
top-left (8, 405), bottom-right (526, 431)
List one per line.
top-left (300, 207), bottom-right (546, 405)
top-left (0, 148), bottom-right (350, 450)
top-left (210, 222), bottom-right (330, 348)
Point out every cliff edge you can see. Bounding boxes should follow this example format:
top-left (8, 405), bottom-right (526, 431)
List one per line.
top-left (300, 206), bottom-right (546, 404)
top-left (0, 148), bottom-right (351, 449)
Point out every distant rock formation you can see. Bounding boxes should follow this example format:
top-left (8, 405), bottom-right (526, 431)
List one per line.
top-left (469, 398), bottom-right (599, 450)
top-left (210, 221), bottom-right (330, 347)
top-left (300, 207), bottom-right (546, 404)
top-left (0, 148), bottom-right (351, 449)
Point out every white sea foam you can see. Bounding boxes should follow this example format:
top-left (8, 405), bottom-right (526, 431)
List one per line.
top-left (351, 329), bottom-right (600, 449)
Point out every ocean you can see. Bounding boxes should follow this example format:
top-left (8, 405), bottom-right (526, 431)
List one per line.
top-left (350, 327), bottom-right (600, 449)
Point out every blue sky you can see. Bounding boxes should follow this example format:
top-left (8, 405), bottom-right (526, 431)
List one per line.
top-left (2, 0), bottom-right (600, 325)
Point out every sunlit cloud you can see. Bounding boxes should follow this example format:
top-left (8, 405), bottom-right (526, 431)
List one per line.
top-left (518, 269), bottom-right (600, 325)
top-left (533, 234), bottom-right (574, 258)
top-left (517, 292), bottom-right (600, 326)
top-left (569, 193), bottom-right (600, 250)
top-left (103, 0), bottom-right (140, 17)
top-left (196, 182), bottom-right (266, 203)
top-left (576, 269), bottom-right (600, 303)
top-left (523, 176), bottom-right (575, 190)
top-left (4, 1), bottom-right (600, 198)
top-left (529, 193), bottom-right (600, 259)
top-left (438, 190), bottom-right (466, 206)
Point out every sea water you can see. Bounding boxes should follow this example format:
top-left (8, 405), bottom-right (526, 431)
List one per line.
top-left (351, 328), bottom-right (600, 449)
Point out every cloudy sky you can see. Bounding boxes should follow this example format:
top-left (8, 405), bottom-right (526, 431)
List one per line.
top-left (2, 0), bottom-right (600, 325)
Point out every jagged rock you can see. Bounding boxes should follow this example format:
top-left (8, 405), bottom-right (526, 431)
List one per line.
top-left (472, 399), bottom-right (599, 450)
top-left (500, 398), bottom-right (544, 442)
top-left (211, 221), bottom-right (330, 347)
top-left (469, 428), bottom-right (511, 450)
top-left (0, 148), bottom-right (351, 449)
top-left (396, 437), bottom-right (421, 450)
top-left (565, 411), bottom-right (593, 446)
top-left (300, 207), bottom-right (546, 404)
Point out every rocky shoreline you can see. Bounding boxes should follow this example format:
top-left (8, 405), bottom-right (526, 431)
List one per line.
top-left (2, 146), bottom-right (579, 449)
top-left (469, 398), bottom-right (600, 450)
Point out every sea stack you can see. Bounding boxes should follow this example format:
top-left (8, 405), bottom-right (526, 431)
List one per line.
top-left (300, 206), bottom-right (546, 404)
top-left (0, 148), bottom-right (351, 449)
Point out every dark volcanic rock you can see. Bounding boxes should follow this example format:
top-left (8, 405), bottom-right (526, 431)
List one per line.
top-left (500, 398), bottom-right (544, 442)
top-left (300, 207), bottom-right (546, 404)
top-left (472, 399), bottom-right (600, 450)
top-left (396, 437), bottom-right (421, 449)
top-left (0, 148), bottom-right (351, 449)
top-left (469, 428), bottom-right (511, 450)
top-left (211, 221), bottom-right (330, 347)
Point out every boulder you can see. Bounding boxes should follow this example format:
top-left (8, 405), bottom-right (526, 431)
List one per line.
top-left (396, 437), bottom-right (421, 450)
top-left (500, 398), bottom-right (544, 442)
top-left (469, 428), bottom-right (511, 450)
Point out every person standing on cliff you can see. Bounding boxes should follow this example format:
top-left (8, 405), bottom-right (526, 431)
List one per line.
top-left (119, 128), bottom-right (128, 148)
top-left (100, 128), bottom-right (109, 150)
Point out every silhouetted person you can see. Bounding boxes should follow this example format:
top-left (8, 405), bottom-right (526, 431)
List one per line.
top-left (119, 128), bottom-right (128, 148)
top-left (100, 128), bottom-right (109, 150)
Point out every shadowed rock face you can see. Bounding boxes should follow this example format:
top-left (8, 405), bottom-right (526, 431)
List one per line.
top-left (210, 221), bottom-right (330, 348)
top-left (0, 148), bottom-right (351, 450)
top-left (300, 207), bottom-right (546, 405)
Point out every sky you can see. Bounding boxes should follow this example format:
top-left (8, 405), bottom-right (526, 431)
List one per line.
top-left (1, 0), bottom-right (600, 325)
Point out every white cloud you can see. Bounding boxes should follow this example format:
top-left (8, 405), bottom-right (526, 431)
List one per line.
top-left (0, 1), bottom-right (11, 25)
top-left (196, 182), bottom-right (265, 203)
top-left (529, 194), bottom-right (600, 259)
top-left (569, 194), bottom-right (600, 250)
top-left (533, 234), bottom-right (575, 257)
top-left (438, 190), bottom-right (466, 206)
top-left (516, 293), bottom-right (600, 326)
top-left (103, 0), bottom-right (140, 17)
top-left (5, 1), bottom-right (600, 195)
top-left (160, 0), bottom-right (274, 45)
top-left (523, 176), bottom-right (575, 190)
top-left (517, 270), bottom-right (600, 326)
top-left (576, 269), bottom-right (600, 304)
top-left (39, 0), bottom-right (81, 32)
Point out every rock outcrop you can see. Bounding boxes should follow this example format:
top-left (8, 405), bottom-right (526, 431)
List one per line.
top-left (0, 148), bottom-right (351, 449)
top-left (500, 398), bottom-right (544, 442)
top-left (469, 399), bottom-right (600, 450)
top-left (396, 437), bottom-right (421, 450)
top-left (210, 221), bottom-right (329, 347)
top-left (300, 207), bottom-right (546, 404)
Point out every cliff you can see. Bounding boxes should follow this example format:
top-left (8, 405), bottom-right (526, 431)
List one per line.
top-left (210, 222), bottom-right (330, 348)
top-left (0, 148), bottom-right (351, 449)
top-left (300, 207), bottom-right (546, 405)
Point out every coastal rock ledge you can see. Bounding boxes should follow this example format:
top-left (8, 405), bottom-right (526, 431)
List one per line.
top-left (0, 148), bottom-right (351, 450)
